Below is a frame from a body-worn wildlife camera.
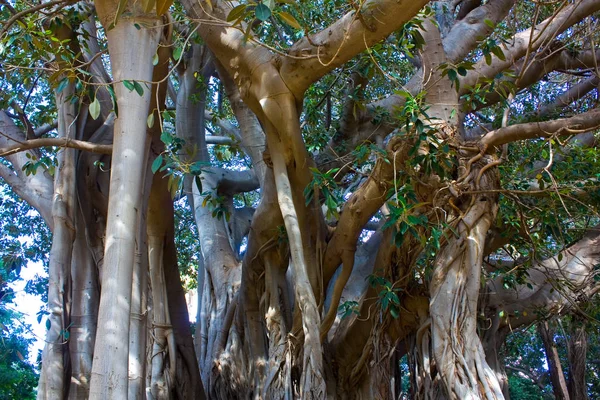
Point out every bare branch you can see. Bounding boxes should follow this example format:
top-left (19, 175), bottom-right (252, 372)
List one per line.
top-left (34, 121), bottom-right (58, 137)
top-left (0, 0), bottom-right (69, 37)
top-left (205, 135), bottom-right (233, 145)
top-left (538, 75), bottom-right (599, 116)
top-left (0, 137), bottom-right (112, 157)
top-left (481, 108), bottom-right (600, 147)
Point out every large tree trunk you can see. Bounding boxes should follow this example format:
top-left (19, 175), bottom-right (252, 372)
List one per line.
top-left (37, 78), bottom-right (78, 400)
top-left (88, 9), bottom-right (161, 398)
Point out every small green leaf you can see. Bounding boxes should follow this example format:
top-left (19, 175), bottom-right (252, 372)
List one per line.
top-left (160, 131), bottom-right (172, 145)
top-left (195, 175), bottom-right (203, 193)
top-left (46, 318), bottom-right (51, 330)
top-left (133, 81), bottom-right (144, 96)
top-left (173, 46), bottom-right (182, 61)
top-left (227, 4), bottom-right (248, 21)
top-left (255, 3), bottom-right (271, 21)
top-left (483, 19), bottom-right (495, 28)
top-left (278, 11), bottom-right (302, 29)
top-left (89, 96), bottom-right (101, 120)
top-left (147, 113), bottom-right (155, 128)
top-left (123, 80), bottom-right (135, 91)
top-left (56, 78), bottom-right (69, 93)
top-left (447, 69), bottom-right (457, 82)
top-left (151, 154), bottom-right (163, 174)
top-left (491, 46), bottom-right (506, 61)
top-left (264, 0), bottom-right (275, 10)
top-left (484, 53), bottom-right (492, 65)
top-left (152, 53), bottom-right (159, 66)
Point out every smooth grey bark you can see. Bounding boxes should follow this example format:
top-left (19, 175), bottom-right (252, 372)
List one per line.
top-left (89, 16), bottom-right (161, 399)
top-left (37, 80), bottom-right (78, 400)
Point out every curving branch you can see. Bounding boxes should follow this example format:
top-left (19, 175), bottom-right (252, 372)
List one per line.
top-left (279, 0), bottom-right (429, 95)
top-left (480, 108), bottom-right (600, 147)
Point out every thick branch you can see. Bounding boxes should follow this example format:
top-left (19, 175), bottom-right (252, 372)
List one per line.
top-left (34, 121), bottom-right (58, 137)
top-left (444, 0), bottom-right (516, 62)
top-left (280, 0), bottom-right (429, 95)
top-left (480, 108), bottom-right (600, 147)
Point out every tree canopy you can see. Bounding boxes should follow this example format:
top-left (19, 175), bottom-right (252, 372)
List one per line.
top-left (1, 0), bottom-right (600, 399)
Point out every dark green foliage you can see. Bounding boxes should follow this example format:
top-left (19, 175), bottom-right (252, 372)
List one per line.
top-left (0, 307), bottom-right (38, 400)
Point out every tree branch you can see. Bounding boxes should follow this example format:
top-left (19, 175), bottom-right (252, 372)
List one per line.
top-left (0, 159), bottom-right (53, 228)
top-left (0, 0), bottom-right (69, 36)
top-left (480, 108), bottom-right (600, 147)
top-left (444, 0), bottom-right (516, 62)
top-left (279, 0), bottom-right (429, 95)
top-left (486, 226), bottom-right (600, 330)
top-left (462, 0), bottom-right (600, 90)
top-left (34, 121), bottom-right (58, 137)
top-left (0, 137), bottom-right (112, 157)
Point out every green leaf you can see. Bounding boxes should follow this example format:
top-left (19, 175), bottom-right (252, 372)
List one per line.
top-left (133, 81), bottom-right (144, 96)
top-left (491, 46), bottom-right (506, 61)
top-left (160, 131), bottom-right (173, 145)
top-left (56, 78), bottom-right (69, 93)
top-left (447, 69), bottom-right (457, 82)
top-left (152, 154), bottom-right (163, 174)
top-left (195, 175), bottom-right (203, 193)
top-left (264, 0), bottom-right (275, 10)
top-left (255, 3), bottom-right (271, 21)
top-left (278, 11), bottom-right (302, 29)
top-left (483, 19), bottom-right (495, 28)
top-left (89, 96), bottom-right (101, 120)
top-left (147, 113), bottom-right (155, 128)
top-left (46, 318), bottom-right (51, 330)
top-left (173, 46), bottom-right (183, 61)
top-left (107, 85), bottom-right (118, 115)
top-left (152, 53), bottom-right (159, 66)
top-left (228, 4), bottom-right (248, 22)
top-left (484, 53), bottom-right (492, 66)
top-left (123, 80), bottom-right (135, 91)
